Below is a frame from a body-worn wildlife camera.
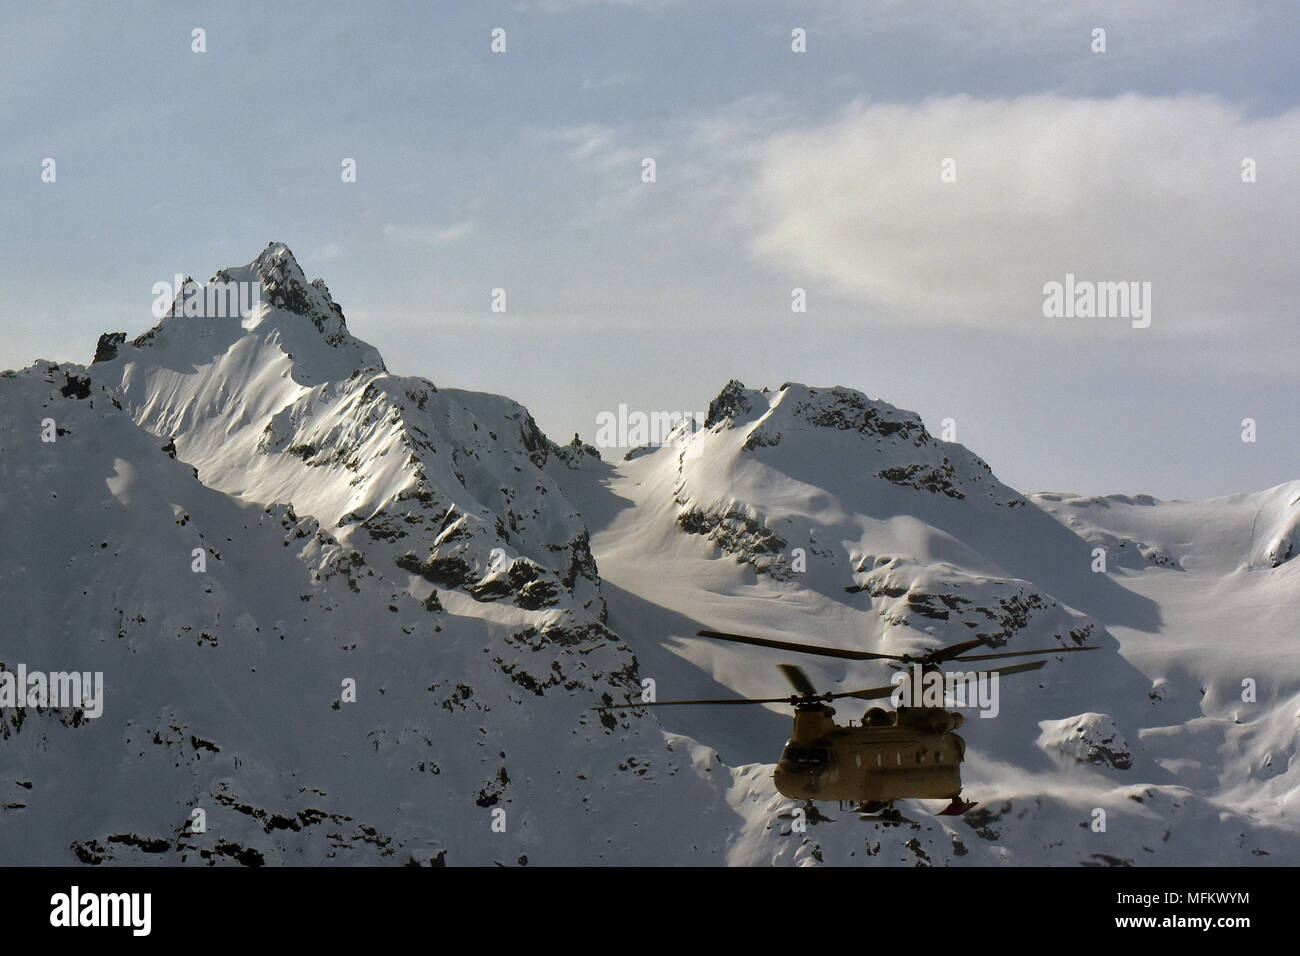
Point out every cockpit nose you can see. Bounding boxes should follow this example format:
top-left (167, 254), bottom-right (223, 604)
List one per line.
top-left (775, 744), bottom-right (833, 797)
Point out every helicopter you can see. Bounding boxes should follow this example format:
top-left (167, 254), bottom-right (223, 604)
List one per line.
top-left (594, 628), bottom-right (1096, 816)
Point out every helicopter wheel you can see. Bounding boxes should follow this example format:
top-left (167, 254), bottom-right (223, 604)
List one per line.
top-left (856, 800), bottom-right (894, 816)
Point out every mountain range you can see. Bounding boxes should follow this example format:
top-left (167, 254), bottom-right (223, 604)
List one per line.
top-left (2, 243), bottom-right (1296, 866)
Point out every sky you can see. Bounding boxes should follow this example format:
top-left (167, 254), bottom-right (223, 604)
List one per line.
top-left (2, 0), bottom-right (1297, 499)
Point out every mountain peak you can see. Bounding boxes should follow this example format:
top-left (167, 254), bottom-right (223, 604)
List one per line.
top-left (687, 379), bottom-right (1013, 504)
top-left (214, 241), bottom-right (349, 346)
top-left (705, 380), bottom-right (932, 444)
top-left (92, 243), bottom-right (385, 378)
top-left (704, 378), bottom-right (753, 428)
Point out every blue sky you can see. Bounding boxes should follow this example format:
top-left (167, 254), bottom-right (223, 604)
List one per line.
top-left (2, 0), bottom-right (1297, 498)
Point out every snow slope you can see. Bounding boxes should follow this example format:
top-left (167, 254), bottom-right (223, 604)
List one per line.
top-left (2, 244), bottom-right (1296, 866)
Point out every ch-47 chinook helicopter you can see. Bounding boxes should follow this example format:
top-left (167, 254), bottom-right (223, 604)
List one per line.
top-left (595, 629), bottom-right (1096, 816)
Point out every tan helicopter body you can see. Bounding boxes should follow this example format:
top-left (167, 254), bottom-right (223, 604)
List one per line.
top-left (776, 703), bottom-right (966, 808)
top-left (595, 628), bottom-right (1095, 816)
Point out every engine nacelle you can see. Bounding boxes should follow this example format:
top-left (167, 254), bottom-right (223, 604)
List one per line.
top-left (898, 707), bottom-right (962, 734)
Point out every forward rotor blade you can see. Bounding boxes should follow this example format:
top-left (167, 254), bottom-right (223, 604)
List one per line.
top-left (591, 694), bottom-right (798, 711)
top-left (695, 629), bottom-right (902, 661)
top-left (952, 646), bottom-right (1099, 663)
top-left (778, 664), bottom-right (819, 697)
top-left (831, 684), bottom-right (899, 702)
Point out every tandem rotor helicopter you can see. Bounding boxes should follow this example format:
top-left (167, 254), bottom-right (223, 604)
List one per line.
top-left (595, 629), bottom-right (1095, 817)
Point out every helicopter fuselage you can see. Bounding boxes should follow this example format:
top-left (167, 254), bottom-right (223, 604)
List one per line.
top-left (773, 703), bottom-right (966, 803)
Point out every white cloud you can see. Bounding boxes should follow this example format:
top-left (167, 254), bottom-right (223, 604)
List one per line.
top-left (543, 123), bottom-right (643, 172)
top-left (745, 94), bottom-right (1300, 332)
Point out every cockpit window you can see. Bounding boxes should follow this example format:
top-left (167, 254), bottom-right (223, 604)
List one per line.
top-left (781, 746), bottom-right (830, 767)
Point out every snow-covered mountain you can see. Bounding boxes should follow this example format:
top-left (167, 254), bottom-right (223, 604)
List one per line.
top-left (2, 244), bottom-right (1296, 866)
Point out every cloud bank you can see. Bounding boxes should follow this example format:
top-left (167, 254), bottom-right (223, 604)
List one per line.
top-left (746, 94), bottom-right (1300, 333)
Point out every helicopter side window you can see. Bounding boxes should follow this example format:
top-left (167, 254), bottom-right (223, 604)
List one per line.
top-left (782, 746), bottom-right (830, 768)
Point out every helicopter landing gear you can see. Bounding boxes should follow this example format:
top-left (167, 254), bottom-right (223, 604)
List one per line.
top-left (855, 800), bottom-right (898, 819)
top-left (938, 795), bottom-right (977, 816)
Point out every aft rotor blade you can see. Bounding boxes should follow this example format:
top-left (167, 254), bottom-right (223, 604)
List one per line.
top-left (836, 659), bottom-right (1053, 702)
top-left (925, 639), bottom-right (987, 663)
top-left (952, 646), bottom-right (1099, 663)
top-left (695, 629), bottom-right (902, 661)
top-left (831, 684), bottom-right (899, 702)
top-left (982, 660), bottom-right (1048, 679)
top-left (591, 695), bottom-right (798, 711)
top-left (778, 664), bottom-right (819, 697)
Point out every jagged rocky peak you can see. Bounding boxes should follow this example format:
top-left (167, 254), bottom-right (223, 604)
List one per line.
top-left (705, 379), bottom-right (753, 428)
top-left (218, 241), bottom-right (349, 345)
top-left (92, 331), bottom-right (127, 365)
top-left (91, 243), bottom-right (386, 377)
top-left (691, 379), bottom-right (1014, 504)
top-left (773, 382), bottom-right (931, 441)
top-left (704, 379), bottom-right (933, 446)
top-left (549, 432), bottom-right (604, 469)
